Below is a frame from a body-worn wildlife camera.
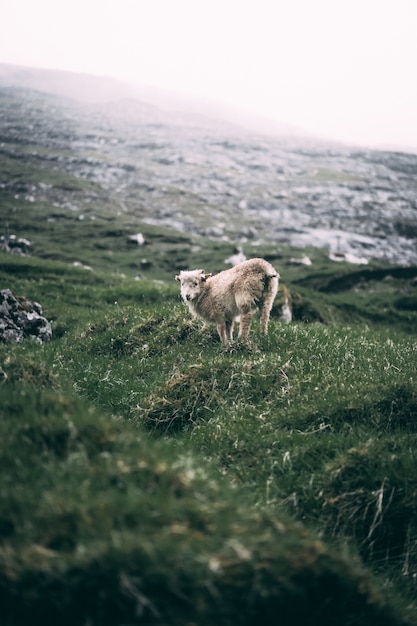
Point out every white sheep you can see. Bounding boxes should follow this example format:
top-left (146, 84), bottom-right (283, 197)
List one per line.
top-left (175, 258), bottom-right (279, 343)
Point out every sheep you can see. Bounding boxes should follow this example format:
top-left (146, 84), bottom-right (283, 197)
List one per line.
top-left (175, 258), bottom-right (279, 343)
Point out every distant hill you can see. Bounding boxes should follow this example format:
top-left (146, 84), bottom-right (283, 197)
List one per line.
top-left (0, 62), bottom-right (307, 137)
top-left (0, 63), bottom-right (139, 103)
top-left (1, 78), bottom-right (417, 266)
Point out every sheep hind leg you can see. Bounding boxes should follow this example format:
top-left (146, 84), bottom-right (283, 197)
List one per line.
top-left (260, 302), bottom-right (273, 335)
top-left (260, 275), bottom-right (279, 335)
top-left (225, 319), bottom-right (235, 342)
top-left (238, 310), bottom-right (252, 339)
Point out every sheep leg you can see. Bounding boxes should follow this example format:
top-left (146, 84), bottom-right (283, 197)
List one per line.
top-left (260, 302), bottom-right (273, 335)
top-left (225, 319), bottom-right (234, 342)
top-left (238, 309), bottom-right (252, 339)
top-left (217, 320), bottom-right (234, 343)
top-left (216, 323), bottom-right (229, 343)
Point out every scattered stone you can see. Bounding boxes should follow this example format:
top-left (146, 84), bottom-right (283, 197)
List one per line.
top-left (127, 232), bottom-right (145, 245)
top-left (329, 252), bottom-right (369, 265)
top-left (289, 255), bottom-right (312, 266)
top-left (203, 226), bottom-right (225, 237)
top-left (72, 261), bottom-right (92, 270)
top-left (240, 226), bottom-right (258, 239)
top-left (0, 289), bottom-right (52, 343)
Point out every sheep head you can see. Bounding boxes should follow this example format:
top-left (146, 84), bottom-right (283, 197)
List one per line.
top-left (175, 269), bottom-right (212, 302)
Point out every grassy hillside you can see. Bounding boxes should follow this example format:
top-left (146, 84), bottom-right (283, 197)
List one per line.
top-left (1, 254), bottom-right (417, 625)
top-left (1, 84), bottom-right (417, 624)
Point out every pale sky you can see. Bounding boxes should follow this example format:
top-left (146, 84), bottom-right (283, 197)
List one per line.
top-left (1, 0), bottom-right (416, 150)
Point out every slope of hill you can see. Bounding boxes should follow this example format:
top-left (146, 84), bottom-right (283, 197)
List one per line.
top-left (1, 73), bottom-right (417, 625)
top-left (0, 252), bottom-right (417, 625)
top-left (1, 66), bottom-right (417, 269)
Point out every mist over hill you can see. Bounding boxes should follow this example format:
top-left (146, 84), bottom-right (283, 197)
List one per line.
top-left (0, 62), bottom-right (302, 135)
top-left (1, 63), bottom-right (417, 266)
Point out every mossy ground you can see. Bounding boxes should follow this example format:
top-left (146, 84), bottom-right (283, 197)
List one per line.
top-left (1, 253), bottom-right (417, 625)
top-left (1, 89), bottom-right (417, 623)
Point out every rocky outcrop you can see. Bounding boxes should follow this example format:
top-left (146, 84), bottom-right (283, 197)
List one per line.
top-left (0, 289), bottom-right (52, 343)
top-left (0, 234), bottom-right (31, 255)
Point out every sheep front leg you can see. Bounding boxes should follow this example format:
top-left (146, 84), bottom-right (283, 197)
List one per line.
top-left (216, 323), bottom-right (229, 344)
top-left (217, 321), bottom-right (234, 343)
top-left (225, 319), bottom-right (235, 342)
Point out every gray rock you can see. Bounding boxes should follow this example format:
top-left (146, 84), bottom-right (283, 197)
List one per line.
top-left (0, 234), bottom-right (31, 255)
top-left (0, 289), bottom-right (52, 343)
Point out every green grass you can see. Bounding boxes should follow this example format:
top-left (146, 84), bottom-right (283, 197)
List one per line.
top-left (1, 88), bottom-right (417, 622)
top-left (1, 253), bottom-right (417, 624)
top-left (1, 383), bottom-right (405, 625)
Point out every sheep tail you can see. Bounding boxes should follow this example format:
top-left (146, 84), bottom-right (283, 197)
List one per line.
top-left (263, 272), bottom-right (279, 284)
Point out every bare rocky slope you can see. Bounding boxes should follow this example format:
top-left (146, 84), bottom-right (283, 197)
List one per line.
top-left (1, 64), bottom-right (416, 266)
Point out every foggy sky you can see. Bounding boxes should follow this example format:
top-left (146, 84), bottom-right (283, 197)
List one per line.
top-left (1, 0), bottom-right (416, 151)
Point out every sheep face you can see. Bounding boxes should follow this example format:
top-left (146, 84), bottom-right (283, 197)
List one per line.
top-left (175, 270), bottom-right (211, 303)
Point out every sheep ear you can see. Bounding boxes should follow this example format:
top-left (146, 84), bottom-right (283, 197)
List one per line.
top-left (201, 273), bottom-right (212, 282)
top-left (175, 275), bottom-right (181, 282)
